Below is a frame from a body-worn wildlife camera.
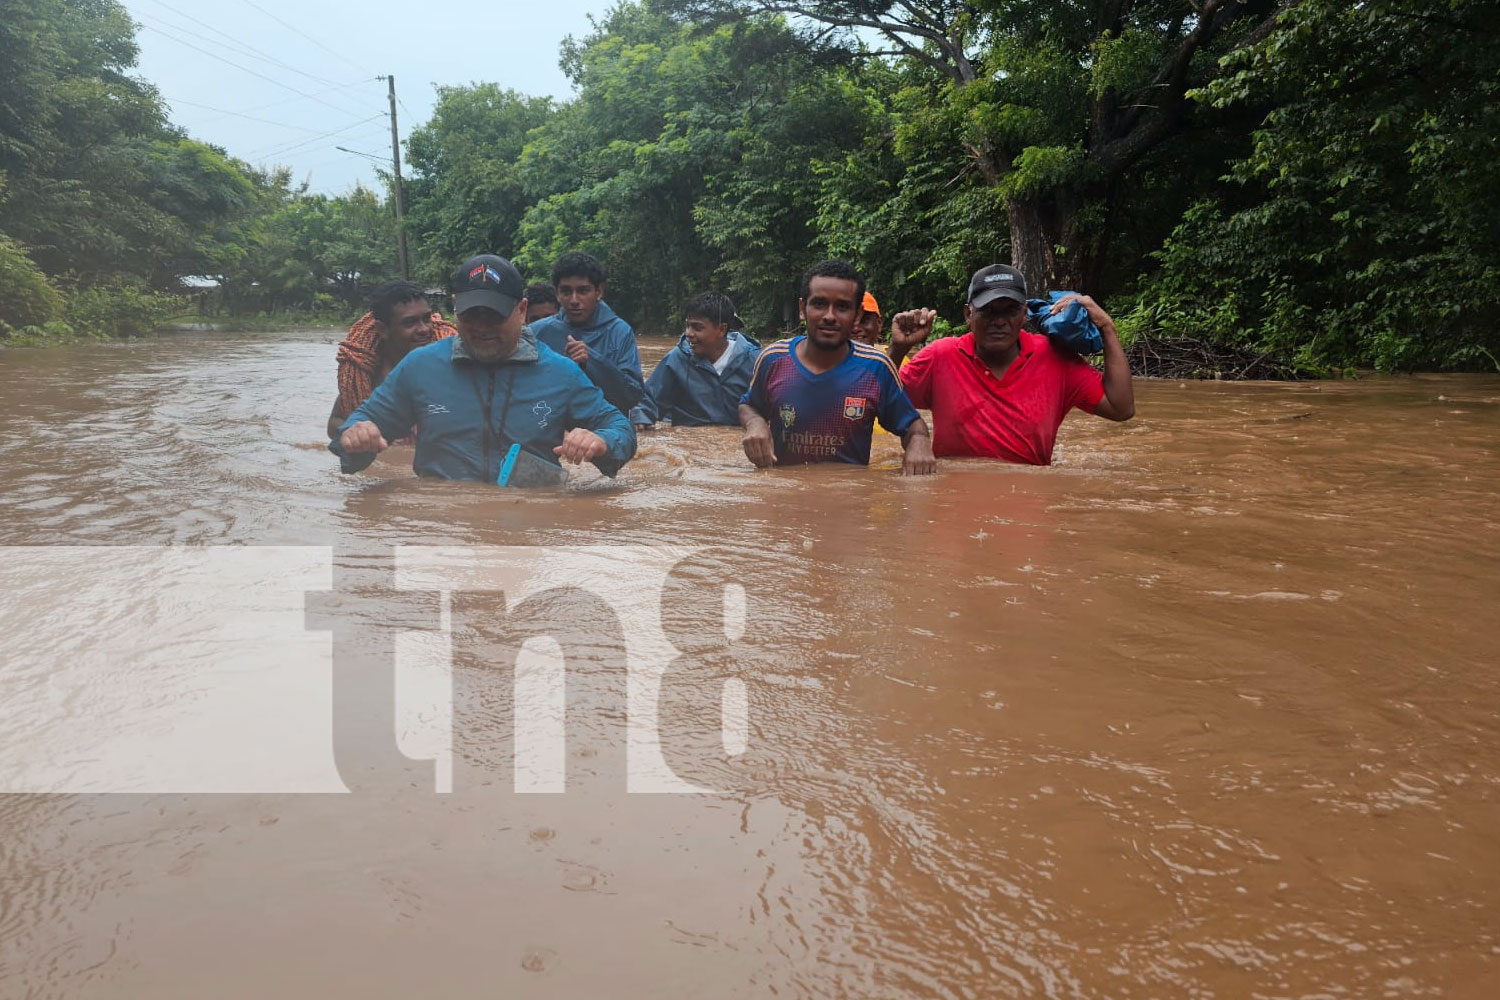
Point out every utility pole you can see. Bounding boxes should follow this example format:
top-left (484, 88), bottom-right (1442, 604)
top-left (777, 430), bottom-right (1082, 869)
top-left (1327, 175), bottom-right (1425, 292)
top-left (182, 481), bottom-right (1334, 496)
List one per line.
top-left (385, 75), bottom-right (410, 281)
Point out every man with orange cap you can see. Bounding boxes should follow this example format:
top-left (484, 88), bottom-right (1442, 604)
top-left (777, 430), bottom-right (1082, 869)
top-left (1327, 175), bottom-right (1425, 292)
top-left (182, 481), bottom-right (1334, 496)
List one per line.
top-left (853, 291), bottom-right (883, 345)
top-left (854, 290), bottom-right (905, 438)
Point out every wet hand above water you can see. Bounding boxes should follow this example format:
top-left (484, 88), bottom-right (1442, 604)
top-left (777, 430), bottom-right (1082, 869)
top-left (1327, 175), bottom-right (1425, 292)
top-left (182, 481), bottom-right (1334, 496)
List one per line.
top-left (902, 422), bottom-right (937, 476)
top-left (338, 420), bottom-right (388, 454)
top-left (553, 427), bottom-right (606, 465)
top-left (742, 421), bottom-right (776, 468)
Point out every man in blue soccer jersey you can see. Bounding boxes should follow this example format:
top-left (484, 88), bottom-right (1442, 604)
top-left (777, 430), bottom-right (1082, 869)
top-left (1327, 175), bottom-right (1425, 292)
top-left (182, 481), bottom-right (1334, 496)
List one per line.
top-left (738, 260), bottom-right (937, 475)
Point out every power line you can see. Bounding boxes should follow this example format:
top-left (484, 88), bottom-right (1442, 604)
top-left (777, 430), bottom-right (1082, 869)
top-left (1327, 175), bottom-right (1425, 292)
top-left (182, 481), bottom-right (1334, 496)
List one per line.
top-left (246, 115), bottom-right (387, 161)
top-left (162, 95), bottom-right (340, 133)
top-left (249, 118), bottom-right (387, 159)
top-left (242, 115), bottom-right (382, 157)
top-left (138, 23), bottom-right (371, 119)
top-left (233, 0), bottom-right (373, 79)
top-left (136, 0), bottom-right (352, 90)
top-left (184, 78), bottom-right (379, 125)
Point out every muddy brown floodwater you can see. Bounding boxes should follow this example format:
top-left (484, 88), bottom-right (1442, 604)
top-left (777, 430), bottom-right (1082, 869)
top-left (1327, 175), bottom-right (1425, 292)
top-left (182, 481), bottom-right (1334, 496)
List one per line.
top-left (1, 330), bottom-right (1498, 999)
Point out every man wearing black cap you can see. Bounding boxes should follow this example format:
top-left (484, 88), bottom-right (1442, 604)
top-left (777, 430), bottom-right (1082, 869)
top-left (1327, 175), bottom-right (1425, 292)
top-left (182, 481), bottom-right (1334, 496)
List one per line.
top-left (329, 254), bottom-right (637, 484)
top-left (887, 264), bottom-right (1134, 465)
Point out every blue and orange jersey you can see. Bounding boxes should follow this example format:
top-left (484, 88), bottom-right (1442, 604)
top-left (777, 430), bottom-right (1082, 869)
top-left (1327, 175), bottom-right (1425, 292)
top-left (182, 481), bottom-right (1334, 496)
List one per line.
top-left (740, 335), bottom-right (920, 466)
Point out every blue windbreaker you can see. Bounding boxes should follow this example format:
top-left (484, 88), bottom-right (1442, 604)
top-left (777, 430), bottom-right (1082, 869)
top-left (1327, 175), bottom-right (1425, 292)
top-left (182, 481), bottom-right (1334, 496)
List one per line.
top-left (629, 330), bottom-right (762, 427)
top-left (330, 328), bottom-right (636, 481)
top-left (531, 301), bottom-right (644, 415)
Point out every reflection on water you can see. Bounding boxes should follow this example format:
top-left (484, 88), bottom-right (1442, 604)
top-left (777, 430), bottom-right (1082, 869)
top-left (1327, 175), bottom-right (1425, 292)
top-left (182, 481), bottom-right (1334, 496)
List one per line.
top-left (1, 331), bottom-right (1498, 998)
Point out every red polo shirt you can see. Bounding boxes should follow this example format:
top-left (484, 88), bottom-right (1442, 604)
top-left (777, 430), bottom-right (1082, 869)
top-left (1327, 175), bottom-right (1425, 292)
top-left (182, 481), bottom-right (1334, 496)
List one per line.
top-left (900, 331), bottom-right (1105, 465)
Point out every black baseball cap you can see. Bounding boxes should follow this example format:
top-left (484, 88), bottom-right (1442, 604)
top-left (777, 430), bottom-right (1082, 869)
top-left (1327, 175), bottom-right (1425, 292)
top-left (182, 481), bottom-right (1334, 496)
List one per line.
top-left (967, 264), bottom-right (1028, 309)
top-left (452, 254), bottom-right (525, 318)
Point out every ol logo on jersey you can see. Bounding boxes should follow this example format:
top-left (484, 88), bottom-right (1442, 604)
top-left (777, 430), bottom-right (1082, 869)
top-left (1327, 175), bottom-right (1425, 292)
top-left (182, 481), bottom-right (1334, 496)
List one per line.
top-left (778, 403), bottom-right (797, 428)
top-left (843, 396), bottom-right (867, 420)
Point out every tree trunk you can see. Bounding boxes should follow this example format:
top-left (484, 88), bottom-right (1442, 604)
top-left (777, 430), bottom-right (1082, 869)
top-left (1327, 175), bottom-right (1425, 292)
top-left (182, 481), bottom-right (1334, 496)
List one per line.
top-left (1006, 196), bottom-right (1054, 296)
top-left (1066, 178), bottom-right (1115, 295)
top-left (1005, 185), bottom-right (1107, 297)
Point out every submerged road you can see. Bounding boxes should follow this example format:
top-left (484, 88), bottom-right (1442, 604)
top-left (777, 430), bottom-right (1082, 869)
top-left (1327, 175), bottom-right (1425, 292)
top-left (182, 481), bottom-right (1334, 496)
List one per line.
top-left (1, 330), bottom-right (1498, 998)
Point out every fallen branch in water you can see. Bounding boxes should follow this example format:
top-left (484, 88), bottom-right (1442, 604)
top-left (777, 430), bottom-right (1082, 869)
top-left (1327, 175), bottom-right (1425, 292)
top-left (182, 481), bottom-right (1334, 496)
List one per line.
top-left (1124, 334), bottom-right (1306, 380)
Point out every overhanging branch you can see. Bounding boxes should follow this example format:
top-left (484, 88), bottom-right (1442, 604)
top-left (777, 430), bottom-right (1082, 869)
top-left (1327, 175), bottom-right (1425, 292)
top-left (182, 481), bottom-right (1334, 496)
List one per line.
top-left (1095, 0), bottom-right (1291, 178)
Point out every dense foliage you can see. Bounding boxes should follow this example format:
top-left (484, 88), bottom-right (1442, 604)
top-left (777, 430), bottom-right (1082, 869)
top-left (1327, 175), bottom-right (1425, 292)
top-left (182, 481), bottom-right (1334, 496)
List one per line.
top-left (0, 0), bottom-right (400, 338)
top-left (1127, 0), bottom-right (1500, 372)
top-left (3, 0), bottom-right (1496, 372)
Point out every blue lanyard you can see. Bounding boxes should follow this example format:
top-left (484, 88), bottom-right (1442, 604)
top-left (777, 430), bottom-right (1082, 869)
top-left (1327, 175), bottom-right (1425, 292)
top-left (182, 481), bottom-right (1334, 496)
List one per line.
top-left (469, 366), bottom-right (518, 484)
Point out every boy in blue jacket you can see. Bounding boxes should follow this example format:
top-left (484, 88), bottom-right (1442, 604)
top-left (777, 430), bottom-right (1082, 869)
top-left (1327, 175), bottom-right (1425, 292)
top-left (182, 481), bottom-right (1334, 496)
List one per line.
top-left (530, 252), bottom-right (644, 416)
top-left (331, 254), bottom-right (636, 484)
top-left (630, 292), bottom-right (761, 429)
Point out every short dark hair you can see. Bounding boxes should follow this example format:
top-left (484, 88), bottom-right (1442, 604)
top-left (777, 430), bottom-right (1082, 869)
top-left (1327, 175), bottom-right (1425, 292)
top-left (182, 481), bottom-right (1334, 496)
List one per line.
top-left (799, 259), bottom-right (865, 304)
top-left (370, 281), bottom-right (428, 325)
top-left (551, 252), bottom-right (606, 288)
top-left (524, 282), bottom-right (558, 308)
top-left (683, 291), bottom-right (736, 327)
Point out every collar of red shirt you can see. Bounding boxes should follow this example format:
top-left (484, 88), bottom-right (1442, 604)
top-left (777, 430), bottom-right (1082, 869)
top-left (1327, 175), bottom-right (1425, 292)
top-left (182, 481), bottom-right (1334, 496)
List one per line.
top-left (957, 330), bottom-right (1037, 370)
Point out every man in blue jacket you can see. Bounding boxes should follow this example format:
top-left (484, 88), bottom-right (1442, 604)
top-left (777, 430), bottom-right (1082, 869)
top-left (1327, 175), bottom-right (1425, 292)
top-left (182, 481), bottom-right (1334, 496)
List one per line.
top-left (331, 254), bottom-right (636, 484)
top-left (530, 252), bottom-right (644, 415)
top-left (630, 292), bottom-right (761, 429)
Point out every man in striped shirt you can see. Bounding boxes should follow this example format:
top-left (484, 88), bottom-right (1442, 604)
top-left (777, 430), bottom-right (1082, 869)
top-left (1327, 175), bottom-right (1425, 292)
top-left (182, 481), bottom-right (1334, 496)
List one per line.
top-left (739, 260), bottom-right (936, 475)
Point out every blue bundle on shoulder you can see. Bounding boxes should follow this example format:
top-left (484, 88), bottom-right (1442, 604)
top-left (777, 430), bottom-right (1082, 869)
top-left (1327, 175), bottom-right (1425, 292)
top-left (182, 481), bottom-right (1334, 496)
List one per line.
top-left (1027, 291), bottom-right (1103, 355)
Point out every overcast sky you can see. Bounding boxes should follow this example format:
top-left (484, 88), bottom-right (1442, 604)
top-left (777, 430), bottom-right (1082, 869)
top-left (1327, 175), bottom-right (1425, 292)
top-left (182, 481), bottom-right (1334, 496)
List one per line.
top-left (119, 0), bottom-right (613, 195)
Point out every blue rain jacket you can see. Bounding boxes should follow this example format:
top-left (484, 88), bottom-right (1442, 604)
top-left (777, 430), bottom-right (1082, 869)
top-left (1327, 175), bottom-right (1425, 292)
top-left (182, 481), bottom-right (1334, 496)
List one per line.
top-left (1027, 291), bottom-right (1104, 355)
top-left (531, 301), bottom-right (645, 416)
top-left (330, 327), bottom-right (636, 482)
top-left (628, 330), bottom-right (762, 427)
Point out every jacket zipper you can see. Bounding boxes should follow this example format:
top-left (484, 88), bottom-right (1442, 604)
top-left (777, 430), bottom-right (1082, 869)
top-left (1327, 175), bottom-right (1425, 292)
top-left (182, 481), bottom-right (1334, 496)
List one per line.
top-left (483, 369), bottom-right (496, 481)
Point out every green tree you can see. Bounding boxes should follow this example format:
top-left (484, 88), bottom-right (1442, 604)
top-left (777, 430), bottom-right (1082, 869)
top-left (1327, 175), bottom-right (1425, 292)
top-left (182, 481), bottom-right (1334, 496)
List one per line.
top-left (320, 185), bottom-right (399, 308)
top-left (1135, 0), bottom-right (1500, 371)
top-left (0, 234), bottom-right (64, 330)
top-left (514, 5), bottom-right (725, 325)
top-left (689, 22), bottom-right (884, 325)
top-left (513, 6), bottom-right (880, 330)
top-left (0, 0), bottom-right (168, 277)
top-left (205, 165), bottom-right (301, 316)
top-left (404, 85), bottom-right (556, 285)
top-left (666, 0), bottom-right (1291, 294)
top-left (1, 0), bottom-right (271, 330)
top-left (812, 63), bottom-right (1011, 318)
top-left (139, 137), bottom-right (261, 283)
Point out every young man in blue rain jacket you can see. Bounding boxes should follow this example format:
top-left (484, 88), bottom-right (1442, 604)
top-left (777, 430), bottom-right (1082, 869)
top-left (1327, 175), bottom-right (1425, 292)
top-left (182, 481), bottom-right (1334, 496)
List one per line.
top-left (330, 254), bottom-right (636, 484)
top-left (529, 251), bottom-right (645, 417)
top-left (629, 292), bottom-right (761, 429)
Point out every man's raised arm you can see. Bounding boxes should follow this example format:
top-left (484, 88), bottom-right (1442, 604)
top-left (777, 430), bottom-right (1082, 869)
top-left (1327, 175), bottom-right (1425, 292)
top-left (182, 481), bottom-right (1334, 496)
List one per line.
top-left (1062, 295), bottom-right (1134, 422)
top-left (888, 307), bottom-right (936, 368)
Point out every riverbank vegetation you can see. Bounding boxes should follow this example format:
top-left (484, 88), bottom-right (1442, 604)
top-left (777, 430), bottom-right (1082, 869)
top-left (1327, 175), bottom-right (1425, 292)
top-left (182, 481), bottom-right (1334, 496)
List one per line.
top-left (3, 0), bottom-right (1496, 373)
top-left (0, 0), bottom-right (400, 342)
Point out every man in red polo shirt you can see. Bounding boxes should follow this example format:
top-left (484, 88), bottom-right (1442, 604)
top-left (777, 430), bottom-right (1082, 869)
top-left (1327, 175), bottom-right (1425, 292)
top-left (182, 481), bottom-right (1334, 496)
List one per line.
top-left (888, 264), bottom-right (1134, 464)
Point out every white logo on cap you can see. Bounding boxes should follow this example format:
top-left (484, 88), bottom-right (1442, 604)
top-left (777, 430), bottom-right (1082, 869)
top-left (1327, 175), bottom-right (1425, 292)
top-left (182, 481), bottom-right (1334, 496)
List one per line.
top-left (984, 273), bottom-right (1014, 284)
